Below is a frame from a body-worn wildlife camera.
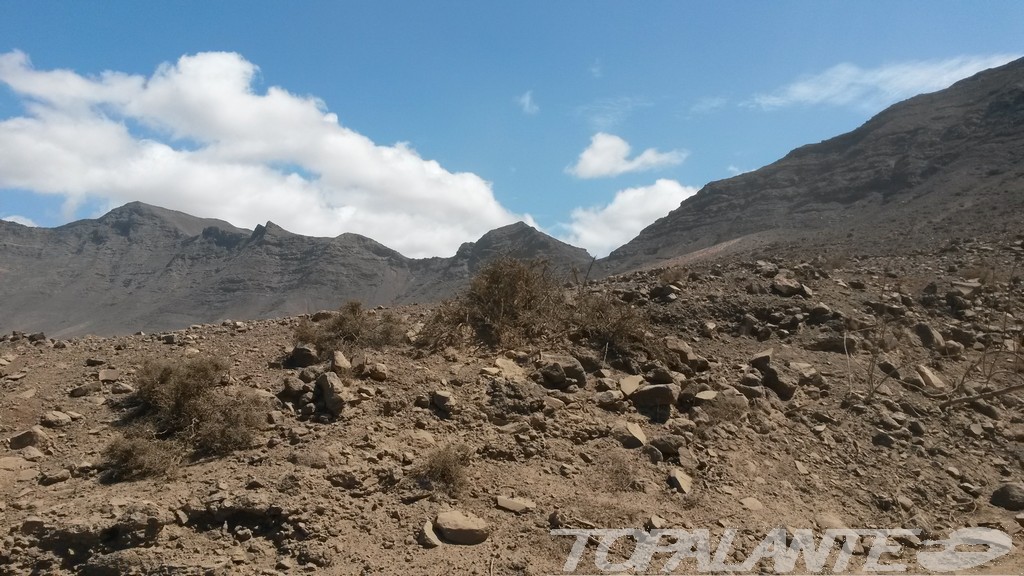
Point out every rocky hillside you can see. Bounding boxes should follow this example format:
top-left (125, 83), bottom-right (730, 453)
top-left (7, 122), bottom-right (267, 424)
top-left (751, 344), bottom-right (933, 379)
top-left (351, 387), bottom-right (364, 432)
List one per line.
top-left (0, 203), bottom-right (592, 337)
top-left (602, 57), bottom-right (1024, 273)
top-left (1, 234), bottom-right (1023, 574)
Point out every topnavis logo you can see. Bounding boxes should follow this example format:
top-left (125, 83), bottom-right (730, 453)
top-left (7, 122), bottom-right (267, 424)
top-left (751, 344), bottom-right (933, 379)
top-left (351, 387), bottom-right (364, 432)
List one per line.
top-left (552, 527), bottom-right (1013, 574)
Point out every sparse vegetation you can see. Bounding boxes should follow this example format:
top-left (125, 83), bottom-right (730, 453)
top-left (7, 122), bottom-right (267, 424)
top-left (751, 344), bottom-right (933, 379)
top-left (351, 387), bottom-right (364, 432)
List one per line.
top-left (421, 256), bottom-right (663, 362)
top-left (294, 300), bottom-right (405, 355)
top-left (414, 443), bottom-right (472, 496)
top-left (570, 290), bottom-right (654, 361)
top-left (102, 356), bottom-right (266, 480)
top-left (101, 430), bottom-right (181, 482)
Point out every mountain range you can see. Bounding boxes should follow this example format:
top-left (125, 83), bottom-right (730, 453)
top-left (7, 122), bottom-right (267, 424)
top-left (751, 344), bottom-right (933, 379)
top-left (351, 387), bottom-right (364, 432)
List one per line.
top-left (2, 57), bottom-right (1022, 336)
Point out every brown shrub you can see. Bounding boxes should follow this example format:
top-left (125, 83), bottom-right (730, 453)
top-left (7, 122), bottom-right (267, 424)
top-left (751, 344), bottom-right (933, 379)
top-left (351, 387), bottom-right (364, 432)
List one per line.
top-left (105, 356), bottom-right (267, 480)
top-left (101, 430), bottom-right (180, 482)
top-left (295, 301), bottom-right (405, 355)
top-left (414, 444), bottom-right (472, 496)
top-left (571, 291), bottom-right (653, 360)
top-left (421, 257), bottom-right (565, 349)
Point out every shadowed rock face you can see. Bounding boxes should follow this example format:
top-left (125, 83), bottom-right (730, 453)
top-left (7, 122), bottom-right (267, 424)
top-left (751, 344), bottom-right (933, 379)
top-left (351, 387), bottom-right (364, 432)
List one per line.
top-left (0, 203), bottom-right (592, 337)
top-left (600, 56), bottom-right (1024, 273)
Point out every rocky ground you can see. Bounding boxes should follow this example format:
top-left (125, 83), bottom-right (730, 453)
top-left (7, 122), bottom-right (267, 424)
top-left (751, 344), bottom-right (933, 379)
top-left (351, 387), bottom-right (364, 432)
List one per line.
top-left (2, 235), bottom-right (1024, 575)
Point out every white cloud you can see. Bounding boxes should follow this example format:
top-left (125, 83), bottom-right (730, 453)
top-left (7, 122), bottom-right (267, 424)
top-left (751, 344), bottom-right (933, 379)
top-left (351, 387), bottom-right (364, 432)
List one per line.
top-left (726, 165), bottom-right (748, 176)
top-left (750, 54), bottom-right (1021, 112)
top-left (517, 90), bottom-right (538, 115)
top-left (590, 59), bottom-right (603, 79)
top-left (1, 214), bottom-right (37, 226)
top-left (575, 96), bottom-right (650, 131)
top-left (689, 96), bottom-right (727, 115)
top-left (559, 179), bottom-right (697, 257)
top-left (0, 50), bottom-right (531, 258)
top-left (567, 133), bottom-right (687, 179)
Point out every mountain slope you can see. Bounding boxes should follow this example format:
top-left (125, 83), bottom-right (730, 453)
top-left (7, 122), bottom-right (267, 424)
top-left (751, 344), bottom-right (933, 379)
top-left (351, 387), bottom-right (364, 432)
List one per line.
top-left (602, 57), bottom-right (1024, 273)
top-left (0, 205), bottom-right (592, 337)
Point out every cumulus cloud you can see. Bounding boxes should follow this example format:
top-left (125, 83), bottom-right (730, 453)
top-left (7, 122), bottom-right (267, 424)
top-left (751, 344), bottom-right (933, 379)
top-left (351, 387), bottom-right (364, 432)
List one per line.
top-left (0, 50), bottom-right (532, 258)
top-left (749, 54), bottom-right (1021, 112)
top-left (559, 179), bottom-right (697, 257)
top-left (1, 214), bottom-right (37, 226)
top-left (567, 133), bottom-right (687, 179)
top-left (517, 90), bottom-right (538, 115)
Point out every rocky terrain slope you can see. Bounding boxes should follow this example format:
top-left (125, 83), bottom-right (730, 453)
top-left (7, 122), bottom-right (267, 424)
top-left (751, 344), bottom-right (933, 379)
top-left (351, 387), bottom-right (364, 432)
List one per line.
top-left (602, 56), bottom-right (1024, 273)
top-left (0, 204), bottom-right (591, 337)
top-left (1, 233), bottom-right (1023, 574)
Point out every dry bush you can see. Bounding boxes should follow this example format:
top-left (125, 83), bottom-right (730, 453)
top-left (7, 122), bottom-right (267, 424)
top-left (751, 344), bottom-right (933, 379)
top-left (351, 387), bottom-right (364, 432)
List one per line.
top-left (414, 444), bottom-right (472, 496)
top-left (603, 450), bottom-right (638, 492)
top-left (104, 356), bottom-right (266, 480)
top-left (135, 356), bottom-right (228, 438)
top-left (962, 260), bottom-right (1001, 285)
top-left (658, 267), bottom-right (687, 286)
top-left (422, 257), bottom-right (565, 349)
top-left (101, 430), bottom-right (180, 482)
top-left (295, 301), bottom-right (405, 355)
top-left (571, 291), bottom-right (654, 360)
top-left (192, 391), bottom-right (266, 456)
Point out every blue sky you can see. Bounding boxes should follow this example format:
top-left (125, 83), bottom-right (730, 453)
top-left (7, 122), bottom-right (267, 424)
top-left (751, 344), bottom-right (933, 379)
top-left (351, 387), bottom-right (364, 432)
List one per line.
top-left (0, 2), bottom-right (1021, 257)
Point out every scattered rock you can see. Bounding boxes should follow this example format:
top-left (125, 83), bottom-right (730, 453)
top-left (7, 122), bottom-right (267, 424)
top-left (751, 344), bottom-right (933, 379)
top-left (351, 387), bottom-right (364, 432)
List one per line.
top-left (495, 496), bottom-right (536, 514)
top-left (286, 344), bottom-right (319, 368)
top-left (434, 510), bottom-right (490, 545)
top-left (668, 469), bottom-right (693, 494)
top-left (990, 483), bottom-right (1024, 511)
top-left (618, 422), bottom-right (647, 448)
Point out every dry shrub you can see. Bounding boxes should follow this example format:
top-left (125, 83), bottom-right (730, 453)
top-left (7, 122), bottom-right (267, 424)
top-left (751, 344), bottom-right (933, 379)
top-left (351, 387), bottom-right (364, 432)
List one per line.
top-left (102, 430), bottom-right (181, 482)
top-left (422, 257), bottom-right (565, 349)
top-left (571, 291), bottom-right (653, 360)
top-left (658, 267), bottom-right (687, 286)
top-left (415, 444), bottom-right (472, 496)
top-left (603, 450), bottom-right (638, 492)
top-left (295, 301), bottom-right (405, 355)
top-left (103, 356), bottom-right (266, 480)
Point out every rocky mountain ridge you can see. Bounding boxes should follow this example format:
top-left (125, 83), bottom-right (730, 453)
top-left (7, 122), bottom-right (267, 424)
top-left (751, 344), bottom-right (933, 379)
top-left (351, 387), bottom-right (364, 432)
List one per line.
top-left (0, 203), bottom-right (592, 337)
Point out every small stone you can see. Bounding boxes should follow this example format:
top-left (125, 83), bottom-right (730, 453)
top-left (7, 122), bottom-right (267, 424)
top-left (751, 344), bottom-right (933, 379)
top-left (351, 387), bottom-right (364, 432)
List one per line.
top-left (286, 344), bottom-right (319, 368)
top-left (367, 363), bottom-right (389, 381)
top-left (618, 375), bottom-right (644, 397)
top-left (668, 469), bottom-right (693, 494)
top-left (9, 427), bottom-right (50, 450)
top-left (990, 483), bottom-right (1024, 511)
top-left (41, 411), bottom-right (73, 428)
top-left (740, 497), bottom-right (764, 511)
top-left (645, 515), bottom-right (668, 530)
top-left (419, 520), bottom-right (442, 548)
top-left (98, 368), bottom-right (120, 383)
top-left (618, 422), bottom-right (647, 448)
top-left (331, 351), bottom-right (352, 373)
top-left (70, 381), bottom-right (102, 397)
top-left (749, 349), bottom-right (773, 371)
top-left (39, 468), bottom-right (71, 485)
top-left (914, 365), bottom-right (947, 390)
top-left (111, 382), bottom-right (135, 394)
top-left (434, 510), bottom-right (490, 545)
top-left (496, 496), bottom-right (536, 514)
top-left (630, 384), bottom-right (680, 407)
top-left (432, 390), bottom-right (454, 413)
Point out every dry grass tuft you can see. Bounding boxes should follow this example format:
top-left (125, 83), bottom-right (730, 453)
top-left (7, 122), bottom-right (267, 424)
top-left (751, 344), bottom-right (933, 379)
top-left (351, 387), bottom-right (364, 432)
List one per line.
top-left (414, 444), bottom-right (473, 496)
